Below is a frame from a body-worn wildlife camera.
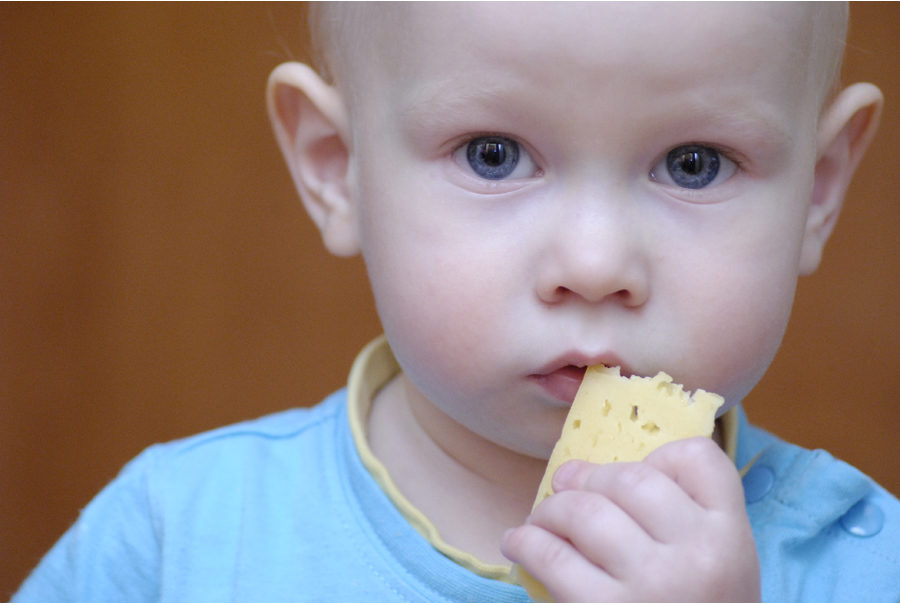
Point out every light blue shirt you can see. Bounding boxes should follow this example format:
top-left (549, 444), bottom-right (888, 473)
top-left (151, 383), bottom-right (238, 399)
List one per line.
top-left (735, 407), bottom-right (900, 602)
top-left (13, 392), bottom-right (900, 602)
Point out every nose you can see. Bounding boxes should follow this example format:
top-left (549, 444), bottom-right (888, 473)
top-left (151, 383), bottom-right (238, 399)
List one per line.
top-left (534, 188), bottom-right (650, 307)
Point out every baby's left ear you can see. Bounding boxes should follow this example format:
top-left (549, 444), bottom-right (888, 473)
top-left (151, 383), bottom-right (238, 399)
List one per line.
top-left (800, 83), bottom-right (883, 275)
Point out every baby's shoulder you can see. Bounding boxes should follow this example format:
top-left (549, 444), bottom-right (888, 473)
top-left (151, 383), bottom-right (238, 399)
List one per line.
top-left (740, 421), bottom-right (900, 602)
top-left (171, 389), bottom-right (345, 448)
top-left (12, 390), bottom-right (357, 602)
top-left (133, 389), bottom-right (349, 491)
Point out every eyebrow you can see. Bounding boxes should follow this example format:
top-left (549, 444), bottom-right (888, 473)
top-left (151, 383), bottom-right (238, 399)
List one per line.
top-left (395, 80), bottom-right (519, 135)
top-left (689, 101), bottom-right (796, 164)
top-left (396, 78), bottom-right (798, 167)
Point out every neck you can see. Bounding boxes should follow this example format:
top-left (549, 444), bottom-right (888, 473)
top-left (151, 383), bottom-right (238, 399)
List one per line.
top-left (368, 372), bottom-right (545, 566)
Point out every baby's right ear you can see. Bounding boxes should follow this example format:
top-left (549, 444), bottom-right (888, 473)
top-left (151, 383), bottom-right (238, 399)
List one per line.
top-left (267, 62), bottom-right (359, 257)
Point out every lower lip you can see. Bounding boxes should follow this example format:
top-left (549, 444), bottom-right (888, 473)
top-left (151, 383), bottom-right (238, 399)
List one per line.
top-left (530, 366), bottom-right (586, 404)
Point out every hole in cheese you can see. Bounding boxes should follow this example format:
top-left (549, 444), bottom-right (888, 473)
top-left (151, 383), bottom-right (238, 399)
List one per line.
top-left (642, 421), bottom-right (660, 434)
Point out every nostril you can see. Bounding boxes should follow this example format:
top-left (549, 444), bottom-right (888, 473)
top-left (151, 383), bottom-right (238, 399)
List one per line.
top-left (544, 286), bottom-right (572, 304)
top-left (535, 257), bottom-right (649, 307)
top-left (545, 286), bottom-right (636, 305)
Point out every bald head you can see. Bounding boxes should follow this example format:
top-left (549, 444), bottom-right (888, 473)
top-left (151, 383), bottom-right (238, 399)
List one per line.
top-left (310, 2), bottom-right (848, 116)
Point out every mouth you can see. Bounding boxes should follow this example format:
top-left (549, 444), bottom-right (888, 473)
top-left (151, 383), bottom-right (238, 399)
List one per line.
top-left (530, 365), bottom-right (588, 404)
top-left (530, 354), bottom-right (630, 404)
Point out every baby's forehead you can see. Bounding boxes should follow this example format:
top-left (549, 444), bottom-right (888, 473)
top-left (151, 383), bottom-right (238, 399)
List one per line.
top-left (314, 3), bottom-right (845, 112)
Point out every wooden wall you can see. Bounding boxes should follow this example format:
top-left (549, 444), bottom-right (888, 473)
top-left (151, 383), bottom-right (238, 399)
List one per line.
top-left (2, 3), bottom-right (898, 597)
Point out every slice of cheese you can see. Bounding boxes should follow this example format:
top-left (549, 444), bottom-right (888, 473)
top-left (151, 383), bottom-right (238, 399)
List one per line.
top-left (514, 365), bottom-right (724, 602)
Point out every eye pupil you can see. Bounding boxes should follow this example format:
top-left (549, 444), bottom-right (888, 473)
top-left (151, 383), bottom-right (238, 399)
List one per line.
top-left (479, 142), bottom-right (506, 167)
top-left (680, 151), bottom-right (702, 175)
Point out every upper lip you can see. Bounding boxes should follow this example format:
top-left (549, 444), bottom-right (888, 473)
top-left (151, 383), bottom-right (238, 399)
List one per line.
top-left (532, 351), bottom-right (631, 377)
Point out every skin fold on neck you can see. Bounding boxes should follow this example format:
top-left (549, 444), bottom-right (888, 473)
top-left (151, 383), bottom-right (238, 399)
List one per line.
top-left (367, 371), bottom-right (547, 566)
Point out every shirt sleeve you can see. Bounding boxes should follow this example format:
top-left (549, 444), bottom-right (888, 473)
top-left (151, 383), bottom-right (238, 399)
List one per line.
top-left (12, 448), bottom-right (163, 603)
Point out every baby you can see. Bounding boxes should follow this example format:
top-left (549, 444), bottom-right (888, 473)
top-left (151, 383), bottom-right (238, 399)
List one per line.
top-left (14, 2), bottom-right (897, 602)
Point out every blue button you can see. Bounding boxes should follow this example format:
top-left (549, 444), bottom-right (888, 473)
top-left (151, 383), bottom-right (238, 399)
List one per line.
top-left (742, 464), bottom-right (775, 503)
top-left (840, 500), bottom-right (885, 537)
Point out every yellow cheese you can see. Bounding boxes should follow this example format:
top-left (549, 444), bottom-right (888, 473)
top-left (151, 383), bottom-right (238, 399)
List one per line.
top-left (514, 365), bottom-right (724, 602)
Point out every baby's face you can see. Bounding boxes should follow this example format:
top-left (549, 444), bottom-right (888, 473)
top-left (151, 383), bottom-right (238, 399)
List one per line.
top-left (347, 3), bottom-right (825, 457)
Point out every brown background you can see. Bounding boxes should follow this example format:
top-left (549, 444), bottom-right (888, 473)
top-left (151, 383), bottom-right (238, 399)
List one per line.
top-left (1, 3), bottom-right (898, 598)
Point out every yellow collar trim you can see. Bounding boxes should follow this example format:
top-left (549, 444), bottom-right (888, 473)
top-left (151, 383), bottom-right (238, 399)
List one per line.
top-left (346, 336), bottom-right (518, 582)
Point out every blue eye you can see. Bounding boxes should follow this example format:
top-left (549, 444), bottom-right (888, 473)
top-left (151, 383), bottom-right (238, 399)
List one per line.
top-left (665, 145), bottom-right (722, 189)
top-left (650, 144), bottom-right (737, 191)
top-left (466, 136), bottom-right (520, 180)
top-left (454, 135), bottom-right (539, 181)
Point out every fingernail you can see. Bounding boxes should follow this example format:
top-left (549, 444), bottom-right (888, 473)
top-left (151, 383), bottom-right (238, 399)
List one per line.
top-left (553, 459), bottom-right (580, 489)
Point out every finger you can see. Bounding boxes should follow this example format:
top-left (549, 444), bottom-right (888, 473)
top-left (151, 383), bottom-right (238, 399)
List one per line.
top-left (642, 436), bottom-right (745, 514)
top-left (555, 457), bottom-right (705, 543)
top-left (526, 488), bottom-right (656, 580)
top-left (502, 522), bottom-right (620, 603)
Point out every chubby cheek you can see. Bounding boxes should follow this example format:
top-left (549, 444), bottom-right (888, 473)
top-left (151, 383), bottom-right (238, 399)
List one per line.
top-left (689, 286), bottom-right (794, 409)
top-left (361, 215), bottom-right (515, 409)
top-left (672, 234), bottom-right (802, 408)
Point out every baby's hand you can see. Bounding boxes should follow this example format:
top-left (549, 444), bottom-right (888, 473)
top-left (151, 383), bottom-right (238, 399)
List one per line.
top-left (502, 437), bottom-right (760, 602)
